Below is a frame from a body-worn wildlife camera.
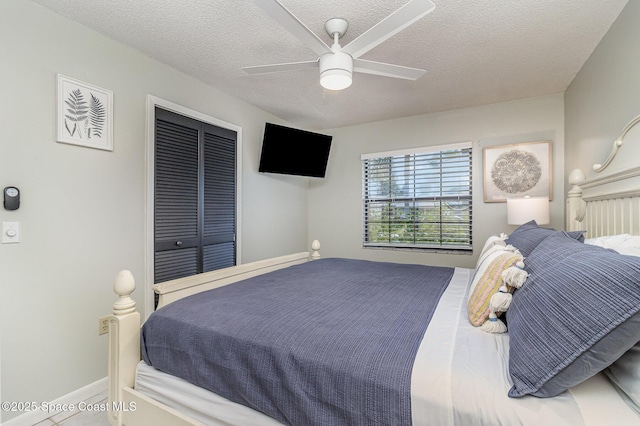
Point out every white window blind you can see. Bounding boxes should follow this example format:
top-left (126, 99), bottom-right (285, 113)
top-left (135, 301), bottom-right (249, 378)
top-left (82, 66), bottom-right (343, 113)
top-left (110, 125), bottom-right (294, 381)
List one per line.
top-left (362, 142), bottom-right (472, 252)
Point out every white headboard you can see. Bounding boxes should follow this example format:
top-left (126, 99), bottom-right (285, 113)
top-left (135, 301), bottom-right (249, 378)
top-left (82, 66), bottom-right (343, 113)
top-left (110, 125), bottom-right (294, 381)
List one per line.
top-left (566, 114), bottom-right (640, 238)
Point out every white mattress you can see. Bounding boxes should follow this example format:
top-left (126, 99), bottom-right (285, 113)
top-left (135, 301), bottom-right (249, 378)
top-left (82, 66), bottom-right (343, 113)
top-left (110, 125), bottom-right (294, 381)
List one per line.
top-left (136, 360), bottom-right (280, 425)
top-left (136, 267), bottom-right (640, 425)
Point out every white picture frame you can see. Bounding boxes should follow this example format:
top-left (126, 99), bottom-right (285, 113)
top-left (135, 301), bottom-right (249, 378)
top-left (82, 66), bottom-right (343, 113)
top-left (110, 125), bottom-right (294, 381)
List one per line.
top-left (57, 74), bottom-right (113, 151)
top-left (483, 140), bottom-right (552, 203)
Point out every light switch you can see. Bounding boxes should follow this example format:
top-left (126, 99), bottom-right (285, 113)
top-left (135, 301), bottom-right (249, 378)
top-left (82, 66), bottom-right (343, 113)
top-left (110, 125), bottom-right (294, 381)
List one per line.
top-left (2, 222), bottom-right (20, 243)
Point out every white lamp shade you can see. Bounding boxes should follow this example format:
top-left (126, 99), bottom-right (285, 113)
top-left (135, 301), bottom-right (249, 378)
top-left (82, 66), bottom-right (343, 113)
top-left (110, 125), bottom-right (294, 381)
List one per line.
top-left (507, 196), bottom-right (550, 225)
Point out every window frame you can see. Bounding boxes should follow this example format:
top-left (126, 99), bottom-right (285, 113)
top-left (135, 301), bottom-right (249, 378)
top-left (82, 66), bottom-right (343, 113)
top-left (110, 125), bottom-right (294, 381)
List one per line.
top-left (361, 142), bottom-right (473, 253)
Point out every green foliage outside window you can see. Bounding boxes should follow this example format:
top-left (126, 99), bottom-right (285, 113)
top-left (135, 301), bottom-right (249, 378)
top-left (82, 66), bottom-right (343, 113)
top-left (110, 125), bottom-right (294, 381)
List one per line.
top-left (363, 147), bottom-right (472, 251)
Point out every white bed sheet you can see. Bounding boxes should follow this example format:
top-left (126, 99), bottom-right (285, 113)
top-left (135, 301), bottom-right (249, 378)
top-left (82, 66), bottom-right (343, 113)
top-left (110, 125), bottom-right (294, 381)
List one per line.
top-left (136, 360), bottom-right (280, 426)
top-left (135, 267), bottom-right (640, 426)
top-left (412, 267), bottom-right (640, 426)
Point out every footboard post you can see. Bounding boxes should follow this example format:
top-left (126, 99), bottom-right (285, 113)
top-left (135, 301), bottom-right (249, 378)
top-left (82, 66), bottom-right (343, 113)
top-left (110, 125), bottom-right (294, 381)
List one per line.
top-left (107, 270), bottom-right (141, 426)
top-left (311, 240), bottom-right (321, 260)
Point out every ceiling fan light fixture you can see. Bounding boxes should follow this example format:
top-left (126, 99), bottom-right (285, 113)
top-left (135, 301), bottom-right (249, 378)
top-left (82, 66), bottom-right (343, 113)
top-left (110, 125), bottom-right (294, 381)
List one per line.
top-left (319, 51), bottom-right (353, 91)
top-left (320, 69), bottom-right (352, 90)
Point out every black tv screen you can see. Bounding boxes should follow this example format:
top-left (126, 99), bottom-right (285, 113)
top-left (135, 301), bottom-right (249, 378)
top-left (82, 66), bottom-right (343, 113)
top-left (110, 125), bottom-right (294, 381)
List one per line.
top-left (259, 123), bottom-right (332, 178)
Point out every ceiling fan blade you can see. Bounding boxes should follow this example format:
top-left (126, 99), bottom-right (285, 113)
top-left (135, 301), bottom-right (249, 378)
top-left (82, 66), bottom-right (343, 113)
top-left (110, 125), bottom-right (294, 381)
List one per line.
top-left (242, 60), bottom-right (319, 75)
top-left (252, 0), bottom-right (331, 57)
top-left (342, 0), bottom-right (436, 59)
top-left (353, 59), bottom-right (425, 80)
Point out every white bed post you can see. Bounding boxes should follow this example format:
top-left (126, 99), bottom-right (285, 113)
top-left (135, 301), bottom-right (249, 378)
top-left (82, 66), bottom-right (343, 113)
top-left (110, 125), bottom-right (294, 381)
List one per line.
top-left (310, 240), bottom-right (321, 260)
top-left (108, 270), bottom-right (141, 426)
top-left (566, 169), bottom-right (587, 232)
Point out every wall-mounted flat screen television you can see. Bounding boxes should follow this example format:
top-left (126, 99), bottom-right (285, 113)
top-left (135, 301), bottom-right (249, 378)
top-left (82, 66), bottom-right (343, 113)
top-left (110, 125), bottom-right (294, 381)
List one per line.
top-left (259, 123), bottom-right (332, 178)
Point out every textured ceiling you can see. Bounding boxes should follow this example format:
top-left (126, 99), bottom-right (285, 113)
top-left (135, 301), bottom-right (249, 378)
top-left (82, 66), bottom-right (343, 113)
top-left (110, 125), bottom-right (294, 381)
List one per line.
top-left (30, 0), bottom-right (628, 130)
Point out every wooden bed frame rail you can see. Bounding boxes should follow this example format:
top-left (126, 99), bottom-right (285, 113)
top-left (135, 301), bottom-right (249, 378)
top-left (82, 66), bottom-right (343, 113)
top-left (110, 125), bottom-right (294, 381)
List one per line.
top-left (105, 251), bottom-right (313, 425)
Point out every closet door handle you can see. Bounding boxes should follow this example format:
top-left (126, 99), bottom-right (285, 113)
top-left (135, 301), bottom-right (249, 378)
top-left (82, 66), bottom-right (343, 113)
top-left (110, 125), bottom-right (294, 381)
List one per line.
top-left (175, 241), bottom-right (183, 247)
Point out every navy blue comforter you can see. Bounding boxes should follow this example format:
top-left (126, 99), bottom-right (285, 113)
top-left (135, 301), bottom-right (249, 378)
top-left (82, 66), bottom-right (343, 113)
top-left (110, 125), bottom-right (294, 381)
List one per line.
top-left (142, 258), bottom-right (454, 425)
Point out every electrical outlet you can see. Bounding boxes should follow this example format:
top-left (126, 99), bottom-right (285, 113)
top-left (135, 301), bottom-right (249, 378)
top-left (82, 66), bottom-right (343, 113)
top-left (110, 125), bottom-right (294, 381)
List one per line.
top-left (98, 316), bottom-right (110, 335)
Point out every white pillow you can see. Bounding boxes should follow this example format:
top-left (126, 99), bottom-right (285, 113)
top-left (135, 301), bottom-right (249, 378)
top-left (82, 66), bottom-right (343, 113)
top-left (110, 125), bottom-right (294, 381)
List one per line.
top-left (606, 343), bottom-right (640, 415)
top-left (469, 244), bottom-right (517, 302)
top-left (585, 234), bottom-right (640, 250)
top-left (476, 234), bottom-right (507, 268)
top-left (616, 247), bottom-right (640, 257)
top-left (585, 234), bottom-right (640, 257)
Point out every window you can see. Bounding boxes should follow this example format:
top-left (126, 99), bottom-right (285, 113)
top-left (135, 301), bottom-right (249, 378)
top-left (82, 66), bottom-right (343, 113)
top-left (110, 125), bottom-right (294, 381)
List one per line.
top-left (362, 142), bottom-right (472, 252)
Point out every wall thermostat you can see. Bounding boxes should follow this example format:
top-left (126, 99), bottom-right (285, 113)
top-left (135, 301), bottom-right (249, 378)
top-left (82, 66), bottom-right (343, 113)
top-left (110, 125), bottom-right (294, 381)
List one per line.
top-left (4, 186), bottom-right (20, 210)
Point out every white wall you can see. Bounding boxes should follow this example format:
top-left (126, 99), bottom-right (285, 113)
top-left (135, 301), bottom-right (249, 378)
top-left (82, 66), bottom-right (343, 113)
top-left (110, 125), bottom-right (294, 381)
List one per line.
top-left (0, 0), bottom-right (308, 421)
top-left (309, 94), bottom-right (565, 268)
top-left (565, 0), bottom-right (640, 188)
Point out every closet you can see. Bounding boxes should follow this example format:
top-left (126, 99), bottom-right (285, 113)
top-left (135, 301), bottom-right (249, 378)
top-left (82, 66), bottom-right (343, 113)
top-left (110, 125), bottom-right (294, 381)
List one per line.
top-left (153, 107), bottom-right (237, 284)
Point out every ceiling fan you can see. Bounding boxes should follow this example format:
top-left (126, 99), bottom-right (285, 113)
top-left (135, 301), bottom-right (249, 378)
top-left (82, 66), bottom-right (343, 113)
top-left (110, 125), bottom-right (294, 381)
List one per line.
top-left (243, 0), bottom-right (436, 90)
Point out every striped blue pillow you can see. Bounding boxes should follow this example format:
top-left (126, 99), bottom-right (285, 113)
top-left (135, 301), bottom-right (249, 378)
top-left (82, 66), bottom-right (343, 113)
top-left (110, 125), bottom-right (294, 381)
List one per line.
top-left (507, 232), bottom-right (640, 398)
top-left (505, 220), bottom-right (585, 258)
top-left (522, 231), bottom-right (600, 273)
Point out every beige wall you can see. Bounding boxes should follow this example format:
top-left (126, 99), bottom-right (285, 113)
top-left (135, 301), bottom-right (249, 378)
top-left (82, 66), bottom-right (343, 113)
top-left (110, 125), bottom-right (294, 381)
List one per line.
top-left (309, 94), bottom-right (565, 268)
top-left (565, 0), bottom-right (640, 190)
top-left (0, 0), bottom-right (309, 421)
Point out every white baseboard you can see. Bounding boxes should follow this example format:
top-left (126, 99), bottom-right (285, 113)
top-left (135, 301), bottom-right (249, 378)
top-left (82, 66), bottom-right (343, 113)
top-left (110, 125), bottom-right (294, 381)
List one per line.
top-left (2, 377), bottom-right (107, 426)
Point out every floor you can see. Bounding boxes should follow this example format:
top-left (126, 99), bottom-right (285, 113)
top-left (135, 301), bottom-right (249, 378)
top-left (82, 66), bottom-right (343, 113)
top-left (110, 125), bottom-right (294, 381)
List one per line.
top-left (32, 390), bottom-right (110, 426)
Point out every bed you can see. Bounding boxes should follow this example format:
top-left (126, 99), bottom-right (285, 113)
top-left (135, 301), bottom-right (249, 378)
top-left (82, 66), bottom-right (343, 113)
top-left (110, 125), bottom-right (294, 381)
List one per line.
top-left (104, 116), bottom-right (640, 426)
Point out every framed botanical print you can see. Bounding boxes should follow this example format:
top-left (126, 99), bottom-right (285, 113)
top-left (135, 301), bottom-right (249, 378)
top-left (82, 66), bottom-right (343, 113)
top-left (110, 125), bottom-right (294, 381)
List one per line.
top-left (57, 74), bottom-right (113, 151)
top-left (483, 140), bottom-right (552, 203)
